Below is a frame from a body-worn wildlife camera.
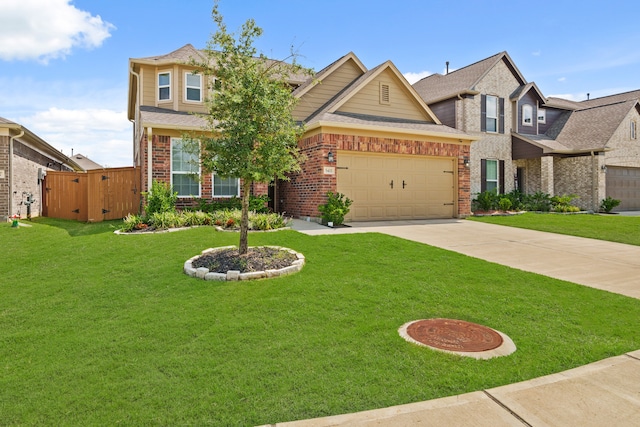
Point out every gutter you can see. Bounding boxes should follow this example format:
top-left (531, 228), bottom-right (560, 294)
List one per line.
top-left (8, 129), bottom-right (24, 219)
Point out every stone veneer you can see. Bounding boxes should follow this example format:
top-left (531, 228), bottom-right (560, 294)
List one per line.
top-left (278, 132), bottom-right (471, 219)
top-left (184, 246), bottom-right (305, 281)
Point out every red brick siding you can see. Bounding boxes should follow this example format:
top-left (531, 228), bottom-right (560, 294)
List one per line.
top-left (279, 132), bottom-right (472, 218)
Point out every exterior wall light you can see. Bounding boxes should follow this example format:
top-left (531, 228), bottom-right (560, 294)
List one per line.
top-left (601, 165), bottom-right (607, 173)
top-left (463, 156), bottom-right (470, 168)
top-left (327, 151), bottom-right (335, 163)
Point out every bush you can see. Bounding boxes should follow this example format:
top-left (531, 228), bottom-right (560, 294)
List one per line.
top-left (498, 197), bottom-right (513, 211)
top-left (600, 197), bottom-right (621, 213)
top-left (551, 194), bottom-right (580, 213)
top-left (143, 180), bottom-right (177, 215)
top-left (318, 191), bottom-right (353, 225)
top-left (522, 191), bottom-right (552, 212)
top-left (472, 190), bottom-right (499, 212)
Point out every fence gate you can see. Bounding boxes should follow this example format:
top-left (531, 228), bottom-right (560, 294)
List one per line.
top-left (43, 167), bottom-right (140, 222)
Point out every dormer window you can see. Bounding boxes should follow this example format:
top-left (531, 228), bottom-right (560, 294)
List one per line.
top-left (522, 104), bottom-right (533, 126)
top-left (158, 72), bottom-right (171, 101)
top-left (185, 72), bottom-right (202, 102)
top-left (538, 108), bottom-right (546, 124)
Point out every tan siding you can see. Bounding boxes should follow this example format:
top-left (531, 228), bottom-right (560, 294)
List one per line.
top-left (338, 69), bottom-right (430, 121)
top-left (177, 66), bottom-right (208, 114)
top-left (294, 59), bottom-right (364, 121)
top-left (140, 65), bottom-right (156, 107)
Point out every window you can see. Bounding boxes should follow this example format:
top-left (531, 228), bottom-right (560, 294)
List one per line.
top-left (171, 138), bottom-right (200, 197)
top-left (185, 72), bottom-right (202, 102)
top-left (632, 120), bottom-right (637, 140)
top-left (485, 95), bottom-right (498, 132)
top-left (485, 159), bottom-right (499, 192)
top-left (538, 108), bottom-right (546, 124)
top-left (213, 175), bottom-right (240, 197)
top-left (158, 72), bottom-right (171, 101)
top-left (522, 104), bottom-right (533, 126)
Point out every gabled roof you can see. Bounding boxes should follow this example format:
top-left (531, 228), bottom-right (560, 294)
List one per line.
top-left (130, 44), bottom-right (204, 66)
top-left (544, 97), bottom-right (581, 110)
top-left (305, 60), bottom-right (441, 125)
top-left (71, 154), bottom-right (103, 170)
top-left (139, 106), bottom-right (207, 130)
top-left (0, 117), bottom-right (83, 171)
top-left (510, 82), bottom-right (546, 103)
top-left (292, 52), bottom-right (367, 98)
top-left (579, 89), bottom-right (640, 108)
top-left (412, 51), bottom-right (527, 104)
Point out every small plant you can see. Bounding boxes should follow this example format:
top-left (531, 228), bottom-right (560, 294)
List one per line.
top-left (249, 194), bottom-right (271, 214)
top-left (318, 191), bottom-right (353, 226)
top-left (600, 197), bottom-right (621, 213)
top-left (522, 191), bottom-right (552, 212)
top-left (551, 194), bottom-right (580, 213)
top-left (142, 180), bottom-right (177, 216)
top-left (121, 213), bottom-right (145, 232)
top-left (498, 198), bottom-right (512, 211)
top-left (472, 190), bottom-right (499, 212)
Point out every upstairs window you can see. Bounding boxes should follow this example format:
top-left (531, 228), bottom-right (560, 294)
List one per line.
top-left (185, 72), bottom-right (202, 102)
top-left (485, 95), bottom-right (498, 132)
top-left (522, 104), bottom-right (533, 126)
top-left (171, 138), bottom-right (200, 197)
top-left (158, 72), bottom-right (171, 101)
top-left (632, 120), bottom-right (637, 140)
top-left (213, 175), bottom-right (240, 197)
top-left (538, 108), bottom-right (547, 124)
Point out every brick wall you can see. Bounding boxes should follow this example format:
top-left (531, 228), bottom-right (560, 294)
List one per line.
top-left (0, 136), bottom-right (8, 220)
top-left (555, 155), bottom-right (603, 211)
top-left (279, 132), bottom-right (471, 219)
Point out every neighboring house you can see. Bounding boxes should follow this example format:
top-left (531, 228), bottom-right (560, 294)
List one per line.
top-left (127, 45), bottom-right (477, 221)
top-left (71, 153), bottom-right (103, 170)
top-left (0, 117), bottom-right (83, 221)
top-left (413, 52), bottom-right (640, 211)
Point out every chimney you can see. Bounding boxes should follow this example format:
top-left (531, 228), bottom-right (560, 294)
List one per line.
top-left (446, 61), bottom-right (449, 75)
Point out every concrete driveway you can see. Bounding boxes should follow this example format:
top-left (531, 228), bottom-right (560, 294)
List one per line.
top-left (276, 218), bottom-right (640, 427)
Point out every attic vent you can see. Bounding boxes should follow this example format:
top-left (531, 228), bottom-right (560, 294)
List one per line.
top-left (380, 83), bottom-right (390, 105)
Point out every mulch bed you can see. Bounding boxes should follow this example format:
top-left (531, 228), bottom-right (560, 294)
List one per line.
top-left (191, 247), bottom-right (298, 273)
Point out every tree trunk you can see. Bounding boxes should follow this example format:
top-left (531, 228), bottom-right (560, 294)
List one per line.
top-left (239, 179), bottom-right (252, 255)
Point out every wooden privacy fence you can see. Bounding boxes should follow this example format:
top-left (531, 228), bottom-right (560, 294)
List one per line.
top-left (42, 167), bottom-right (141, 222)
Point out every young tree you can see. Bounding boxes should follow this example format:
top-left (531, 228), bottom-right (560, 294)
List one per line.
top-left (188, 2), bottom-right (310, 254)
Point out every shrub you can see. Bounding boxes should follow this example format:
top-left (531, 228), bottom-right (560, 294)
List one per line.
top-left (600, 197), bottom-right (621, 213)
top-left (498, 197), bottom-right (513, 211)
top-left (551, 194), bottom-right (580, 213)
top-left (121, 214), bottom-right (145, 232)
top-left (472, 190), bottom-right (499, 212)
top-left (148, 211), bottom-right (183, 230)
top-left (143, 180), bottom-right (177, 215)
top-left (522, 191), bottom-right (552, 212)
top-left (318, 191), bottom-right (353, 225)
top-left (249, 194), bottom-right (271, 213)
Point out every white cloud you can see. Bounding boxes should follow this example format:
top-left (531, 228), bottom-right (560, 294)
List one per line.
top-left (558, 77), bottom-right (566, 82)
top-left (18, 108), bottom-right (132, 168)
top-left (532, 50), bottom-right (541, 56)
top-left (404, 70), bottom-right (432, 84)
top-left (0, 0), bottom-right (115, 62)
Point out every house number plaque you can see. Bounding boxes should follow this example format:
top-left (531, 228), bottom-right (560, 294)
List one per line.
top-left (323, 166), bottom-right (335, 175)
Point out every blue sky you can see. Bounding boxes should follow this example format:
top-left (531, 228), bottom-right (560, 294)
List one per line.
top-left (1, 0), bottom-right (639, 167)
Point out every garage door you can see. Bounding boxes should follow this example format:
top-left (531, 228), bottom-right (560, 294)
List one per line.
top-left (336, 152), bottom-right (456, 221)
top-left (606, 166), bottom-right (640, 210)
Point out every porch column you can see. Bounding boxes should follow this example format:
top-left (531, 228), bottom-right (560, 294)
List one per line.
top-left (541, 155), bottom-right (554, 196)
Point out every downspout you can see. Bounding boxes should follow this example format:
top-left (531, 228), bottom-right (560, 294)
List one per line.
top-left (591, 151), bottom-right (597, 212)
top-left (147, 127), bottom-right (153, 192)
top-left (129, 65), bottom-right (141, 166)
top-left (8, 130), bottom-right (25, 219)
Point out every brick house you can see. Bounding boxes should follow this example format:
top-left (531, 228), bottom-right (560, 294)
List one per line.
top-left (128, 46), bottom-right (477, 221)
top-left (413, 52), bottom-right (640, 211)
top-left (0, 117), bottom-right (83, 221)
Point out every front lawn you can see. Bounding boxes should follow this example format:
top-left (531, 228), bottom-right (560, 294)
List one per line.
top-left (469, 212), bottom-right (640, 246)
top-left (2, 218), bottom-right (640, 425)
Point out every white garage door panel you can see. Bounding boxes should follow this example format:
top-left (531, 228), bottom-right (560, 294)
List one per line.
top-left (337, 152), bottom-right (456, 221)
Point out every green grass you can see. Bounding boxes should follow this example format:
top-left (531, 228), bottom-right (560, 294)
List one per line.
top-left (469, 212), bottom-right (640, 245)
top-left (2, 217), bottom-right (640, 425)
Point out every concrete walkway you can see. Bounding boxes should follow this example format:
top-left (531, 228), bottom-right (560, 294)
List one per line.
top-left (263, 218), bottom-right (640, 426)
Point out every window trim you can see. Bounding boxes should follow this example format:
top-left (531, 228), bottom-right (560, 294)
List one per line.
top-left (537, 108), bottom-right (546, 124)
top-left (485, 95), bottom-right (498, 133)
top-left (170, 137), bottom-right (201, 198)
top-left (522, 104), bottom-right (533, 126)
top-left (212, 174), bottom-right (240, 198)
top-left (632, 120), bottom-right (637, 140)
top-left (184, 71), bottom-right (202, 103)
top-left (158, 71), bottom-right (172, 102)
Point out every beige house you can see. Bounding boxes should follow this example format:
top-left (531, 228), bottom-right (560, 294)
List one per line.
top-left (128, 46), bottom-right (478, 221)
top-left (413, 52), bottom-right (640, 211)
top-left (0, 117), bottom-right (82, 221)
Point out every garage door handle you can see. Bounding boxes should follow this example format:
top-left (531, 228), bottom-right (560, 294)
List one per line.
top-left (443, 203), bottom-right (454, 206)
top-left (390, 180), bottom-right (394, 189)
top-left (402, 180), bottom-right (407, 189)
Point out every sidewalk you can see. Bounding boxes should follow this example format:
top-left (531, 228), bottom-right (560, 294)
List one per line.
top-left (267, 218), bottom-right (640, 426)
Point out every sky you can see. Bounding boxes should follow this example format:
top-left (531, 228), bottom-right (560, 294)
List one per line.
top-left (1, 0), bottom-right (639, 168)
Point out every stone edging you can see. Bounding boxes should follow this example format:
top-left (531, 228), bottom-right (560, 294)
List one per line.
top-left (184, 245), bottom-right (305, 282)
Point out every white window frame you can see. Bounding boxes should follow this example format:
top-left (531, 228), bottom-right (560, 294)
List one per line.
top-left (632, 120), bottom-right (637, 140)
top-left (158, 71), bottom-right (171, 101)
top-left (538, 108), bottom-right (546, 124)
top-left (212, 174), bottom-right (240, 198)
top-left (485, 159), bottom-right (499, 193)
top-left (486, 95), bottom-right (498, 133)
top-left (184, 72), bottom-right (202, 103)
top-left (522, 104), bottom-right (533, 126)
top-left (170, 138), bottom-right (201, 198)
